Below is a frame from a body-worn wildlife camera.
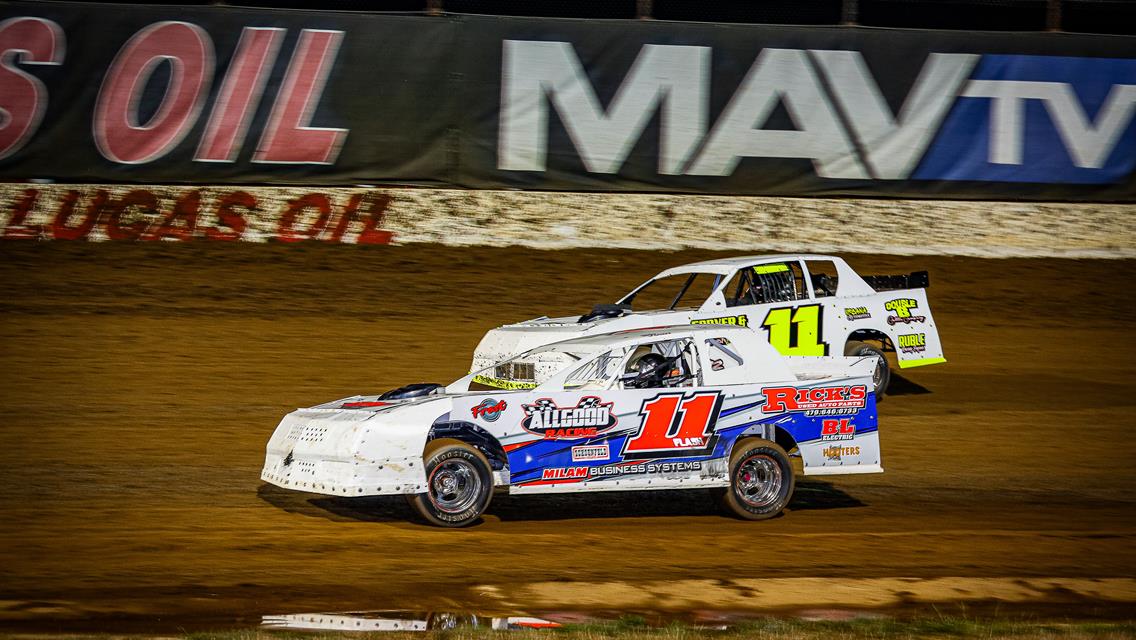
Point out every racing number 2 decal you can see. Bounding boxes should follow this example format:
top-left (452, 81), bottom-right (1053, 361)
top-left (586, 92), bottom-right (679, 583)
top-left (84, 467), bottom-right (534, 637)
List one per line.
top-left (622, 391), bottom-right (723, 459)
top-left (761, 304), bottom-right (828, 356)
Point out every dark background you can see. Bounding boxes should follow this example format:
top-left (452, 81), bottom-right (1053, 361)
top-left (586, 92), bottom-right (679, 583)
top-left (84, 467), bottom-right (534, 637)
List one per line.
top-left (3, 2), bottom-right (1134, 199)
top-left (27, 0), bottom-right (1136, 35)
top-left (4, 0), bottom-right (1131, 200)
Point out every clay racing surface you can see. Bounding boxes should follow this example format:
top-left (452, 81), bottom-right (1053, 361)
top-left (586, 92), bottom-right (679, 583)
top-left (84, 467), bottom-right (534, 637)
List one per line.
top-left (1, 244), bottom-right (1134, 627)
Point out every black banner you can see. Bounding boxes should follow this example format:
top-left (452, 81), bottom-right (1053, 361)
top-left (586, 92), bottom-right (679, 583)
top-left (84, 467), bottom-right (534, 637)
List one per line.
top-left (0, 4), bottom-right (459, 185)
top-left (1, 3), bottom-right (1134, 200)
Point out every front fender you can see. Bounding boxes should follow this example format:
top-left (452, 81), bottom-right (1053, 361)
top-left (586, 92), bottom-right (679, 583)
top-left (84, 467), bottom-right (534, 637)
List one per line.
top-left (261, 398), bottom-right (451, 497)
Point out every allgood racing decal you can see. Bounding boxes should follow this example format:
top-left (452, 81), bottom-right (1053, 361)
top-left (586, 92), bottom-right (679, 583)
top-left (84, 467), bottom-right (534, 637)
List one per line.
top-left (761, 385), bottom-right (868, 416)
top-left (521, 396), bottom-right (617, 440)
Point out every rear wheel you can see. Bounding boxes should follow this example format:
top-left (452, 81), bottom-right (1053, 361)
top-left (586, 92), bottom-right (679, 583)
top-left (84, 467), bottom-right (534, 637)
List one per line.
top-left (845, 340), bottom-right (890, 400)
top-left (714, 438), bottom-right (795, 520)
top-left (406, 439), bottom-right (493, 527)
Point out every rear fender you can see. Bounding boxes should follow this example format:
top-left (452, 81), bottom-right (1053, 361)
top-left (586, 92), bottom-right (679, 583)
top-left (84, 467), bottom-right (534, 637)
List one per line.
top-left (875, 289), bottom-right (945, 369)
top-left (791, 380), bottom-right (882, 475)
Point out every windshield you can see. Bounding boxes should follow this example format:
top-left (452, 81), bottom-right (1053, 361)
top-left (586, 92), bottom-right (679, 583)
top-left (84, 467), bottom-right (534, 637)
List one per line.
top-left (619, 273), bottom-right (721, 311)
top-left (563, 348), bottom-right (631, 389)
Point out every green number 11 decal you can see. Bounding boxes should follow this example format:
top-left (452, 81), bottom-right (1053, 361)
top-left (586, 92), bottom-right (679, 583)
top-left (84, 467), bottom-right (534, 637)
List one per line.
top-left (761, 304), bottom-right (828, 356)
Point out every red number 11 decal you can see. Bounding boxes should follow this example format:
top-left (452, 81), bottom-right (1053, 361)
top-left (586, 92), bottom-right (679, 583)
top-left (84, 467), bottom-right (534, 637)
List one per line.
top-left (622, 391), bottom-right (723, 459)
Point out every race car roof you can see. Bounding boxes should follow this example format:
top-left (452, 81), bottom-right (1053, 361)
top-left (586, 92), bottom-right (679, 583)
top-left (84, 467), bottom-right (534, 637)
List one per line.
top-left (654, 254), bottom-right (838, 277)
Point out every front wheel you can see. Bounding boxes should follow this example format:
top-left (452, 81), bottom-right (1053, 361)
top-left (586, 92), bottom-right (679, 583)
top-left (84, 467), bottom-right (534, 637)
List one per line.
top-left (845, 340), bottom-right (890, 401)
top-left (406, 439), bottom-right (493, 527)
top-left (714, 438), bottom-right (795, 520)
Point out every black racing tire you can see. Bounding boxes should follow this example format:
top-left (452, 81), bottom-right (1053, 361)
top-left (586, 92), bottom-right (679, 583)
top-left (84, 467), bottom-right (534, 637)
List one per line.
top-left (406, 439), bottom-right (493, 528)
top-left (845, 340), bottom-right (890, 401)
top-left (714, 437), bottom-right (795, 521)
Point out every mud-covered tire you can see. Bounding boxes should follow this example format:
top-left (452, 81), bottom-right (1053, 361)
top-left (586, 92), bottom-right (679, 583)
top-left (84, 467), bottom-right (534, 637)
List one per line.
top-left (715, 438), bottom-right (795, 521)
top-left (845, 340), bottom-right (890, 401)
top-left (406, 439), bottom-right (493, 528)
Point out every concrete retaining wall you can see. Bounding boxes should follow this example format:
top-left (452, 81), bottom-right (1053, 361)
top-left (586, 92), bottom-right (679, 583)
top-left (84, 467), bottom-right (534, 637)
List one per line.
top-left (1, 183), bottom-right (1132, 258)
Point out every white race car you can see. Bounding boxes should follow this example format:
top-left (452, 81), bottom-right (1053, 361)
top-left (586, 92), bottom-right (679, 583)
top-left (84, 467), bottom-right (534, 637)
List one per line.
top-left (261, 325), bottom-right (881, 527)
top-left (472, 254), bottom-right (944, 398)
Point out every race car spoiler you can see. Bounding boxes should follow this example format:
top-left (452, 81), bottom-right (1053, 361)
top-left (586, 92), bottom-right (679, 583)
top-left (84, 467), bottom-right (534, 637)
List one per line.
top-left (862, 270), bottom-right (930, 291)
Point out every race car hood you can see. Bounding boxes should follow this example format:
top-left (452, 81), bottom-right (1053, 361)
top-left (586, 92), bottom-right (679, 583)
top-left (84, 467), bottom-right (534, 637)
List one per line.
top-left (261, 395), bottom-right (455, 496)
top-left (472, 309), bottom-right (691, 370)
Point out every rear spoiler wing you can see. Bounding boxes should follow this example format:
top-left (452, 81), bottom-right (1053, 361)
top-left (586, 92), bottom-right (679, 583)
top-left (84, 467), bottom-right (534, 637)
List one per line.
top-left (862, 270), bottom-right (930, 291)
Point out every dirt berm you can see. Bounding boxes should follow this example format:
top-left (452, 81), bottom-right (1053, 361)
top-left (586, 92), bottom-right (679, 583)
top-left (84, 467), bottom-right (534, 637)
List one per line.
top-left (0, 244), bottom-right (1134, 626)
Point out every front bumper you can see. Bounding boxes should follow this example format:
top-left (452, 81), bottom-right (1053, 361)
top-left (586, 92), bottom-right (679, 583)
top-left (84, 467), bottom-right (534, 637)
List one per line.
top-left (260, 452), bottom-right (426, 496)
top-left (260, 408), bottom-right (429, 497)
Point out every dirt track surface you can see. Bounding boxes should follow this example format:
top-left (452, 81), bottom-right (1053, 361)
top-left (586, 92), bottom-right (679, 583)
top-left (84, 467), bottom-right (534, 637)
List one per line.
top-left (1, 244), bottom-right (1135, 627)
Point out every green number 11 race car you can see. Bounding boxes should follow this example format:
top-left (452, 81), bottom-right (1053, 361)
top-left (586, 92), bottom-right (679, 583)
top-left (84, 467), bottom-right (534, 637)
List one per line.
top-left (472, 254), bottom-right (944, 400)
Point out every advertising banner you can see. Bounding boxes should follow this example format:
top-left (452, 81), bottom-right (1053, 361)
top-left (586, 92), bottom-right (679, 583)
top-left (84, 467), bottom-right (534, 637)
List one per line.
top-left (1, 3), bottom-right (1133, 200)
top-left (460, 19), bottom-right (1136, 200)
top-left (0, 4), bottom-right (460, 185)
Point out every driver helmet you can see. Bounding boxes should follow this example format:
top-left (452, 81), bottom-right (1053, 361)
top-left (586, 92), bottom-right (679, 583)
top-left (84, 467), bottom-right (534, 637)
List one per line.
top-left (628, 352), bottom-right (667, 377)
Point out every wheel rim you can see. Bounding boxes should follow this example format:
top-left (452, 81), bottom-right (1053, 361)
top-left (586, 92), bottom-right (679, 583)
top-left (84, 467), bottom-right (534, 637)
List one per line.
top-left (428, 458), bottom-right (482, 514)
top-left (735, 454), bottom-right (783, 508)
top-left (430, 613), bottom-right (478, 630)
top-left (871, 352), bottom-right (886, 389)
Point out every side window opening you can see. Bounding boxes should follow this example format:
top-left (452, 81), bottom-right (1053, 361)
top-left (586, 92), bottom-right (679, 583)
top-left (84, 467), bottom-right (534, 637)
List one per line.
top-left (725, 262), bottom-right (807, 306)
top-left (564, 349), bottom-right (627, 390)
top-left (805, 260), bottom-right (840, 297)
top-left (621, 339), bottom-right (701, 389)
top-left (705, 337), bottom-right (743, 373)
top-left (722, 270), bottom-right (750, 308)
